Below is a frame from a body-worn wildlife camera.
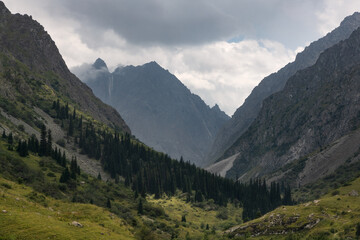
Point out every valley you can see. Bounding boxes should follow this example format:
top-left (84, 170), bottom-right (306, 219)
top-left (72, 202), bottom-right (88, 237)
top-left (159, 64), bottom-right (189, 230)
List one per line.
top-left (0, 1), bottom-right (360, 239)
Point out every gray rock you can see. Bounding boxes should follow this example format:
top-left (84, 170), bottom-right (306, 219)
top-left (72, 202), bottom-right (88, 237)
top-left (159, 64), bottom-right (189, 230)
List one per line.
top-left (225, 24), bottom-right (360, 181)
top-left (208, 12), bottom-right (360, 168)
top-left (71, 221), bottom-right (83, 228)
top-left (349, 190), bottom-right (359, 196)
top-left (79, 60), bottom-right (229, 166)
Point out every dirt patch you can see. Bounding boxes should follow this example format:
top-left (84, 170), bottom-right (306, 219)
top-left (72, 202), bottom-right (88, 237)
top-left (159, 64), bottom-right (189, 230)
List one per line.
top-left (206, 153), bottom-right (240, 177)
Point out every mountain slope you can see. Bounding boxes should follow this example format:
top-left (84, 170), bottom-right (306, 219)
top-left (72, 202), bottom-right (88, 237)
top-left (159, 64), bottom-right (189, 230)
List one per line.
top-left (76, 60), bottom-right (229, 166)
top-left (207, 12), bottom-right (360, 165)
top-left (0, 2), bottom-right (129, 133)
top-left (225, 175), bottom-right (360, 239)
top-left (224, 26), bottom-right (360, 181)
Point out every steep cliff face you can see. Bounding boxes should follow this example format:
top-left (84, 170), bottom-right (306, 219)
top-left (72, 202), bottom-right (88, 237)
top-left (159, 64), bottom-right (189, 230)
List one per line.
top-left (207, 12), bottom-right (360, 165)
top-left (225, 27), bottom-right (360, 180)
top-left (79, 60), bottom-right (229, 166)
top-left (0, 2), bottom-right (130, 133)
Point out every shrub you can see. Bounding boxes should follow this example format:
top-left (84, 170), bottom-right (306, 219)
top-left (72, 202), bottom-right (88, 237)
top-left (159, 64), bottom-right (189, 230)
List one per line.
top-left (331, 190), bottom-right (340, 196)
top-left (216, 207), bottom-right (228, 220)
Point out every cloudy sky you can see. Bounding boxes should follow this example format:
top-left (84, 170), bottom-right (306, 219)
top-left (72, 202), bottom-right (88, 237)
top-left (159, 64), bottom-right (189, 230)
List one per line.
top-left (4, 0), bottom-right (360, 115)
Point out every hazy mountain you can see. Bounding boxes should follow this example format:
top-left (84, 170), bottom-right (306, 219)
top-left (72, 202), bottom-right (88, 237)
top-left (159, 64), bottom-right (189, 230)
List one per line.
top-left (223, 26), bottom-right (360, 182)
top-left (75, 60), bottom-right (229, 166)
top-left (207, 12), bottom-right (360, 165)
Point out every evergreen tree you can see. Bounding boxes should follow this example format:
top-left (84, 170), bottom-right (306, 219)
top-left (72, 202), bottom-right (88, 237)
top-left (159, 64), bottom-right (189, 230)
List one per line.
top-left (134, 190), bottom-right (139, 199)
top-left (7, 132), bottom-right (13, 145)
top-left (18, 140), bottom-right (29, 157)
top-left (283, 185), bottom-right (293, 205)
top-left (181, 215), bottom-right (186, 222)
top-left (97, 172), bottom-right (102, 180)
top-left (65, 103), bottom-right (69, 119)
top-left (195, 190), bottom-right (203, 202)
top-left (47, 129), bottom-right (52, 156)
top-left (106, 198), bottom-right (111, 209)
top-left (59, 167), bottom-right (70, 183)
top-left (39, 125), bottom-right (47, 156)
top-left (68, 117), bottom-right (74, 136)
top-left (2, 130), bottom-right (6, 138)
top-left (137, 198), bottom-right (143, 215)
top-left (61, 151), bottom-right (67, 167)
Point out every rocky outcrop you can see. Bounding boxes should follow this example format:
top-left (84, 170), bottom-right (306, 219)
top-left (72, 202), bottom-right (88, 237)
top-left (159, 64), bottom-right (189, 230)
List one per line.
top-left (78, 60), bottom-right (229, 165)
top-left (0, 2), bottom-right (130, 133)
top-left (207, 12), bottom-right (360, 166)
top-left (225, 26), bottom-right (360, 180)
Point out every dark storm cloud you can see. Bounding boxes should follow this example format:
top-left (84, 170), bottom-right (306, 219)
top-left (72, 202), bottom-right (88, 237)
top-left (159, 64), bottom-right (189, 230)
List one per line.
top-left (52, 0), bottom-right (322, 48)
top-left (57, 0), bottom-right (236, 46)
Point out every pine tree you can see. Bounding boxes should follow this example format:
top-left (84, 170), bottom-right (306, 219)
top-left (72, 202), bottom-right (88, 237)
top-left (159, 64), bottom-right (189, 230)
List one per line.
top-left (47, 129), bottom-right (52, 156)
top-left (60, 151), bottom-right (67, 167)
top-left (195, 190), bottom-right (203, 202)
top-left (283, 185), bottom-right (293, 205)
top-left (68, 117), bottom-right (74, 136)
top-left (59, 167), bottom-right (70, 183)
top-left (65, 103), bottom-right (69, 119)
top-left (97, 172), bottom-right (102, 180)
top-left (137, 198), bottom-right (143, 215)
top-left (181, 215), bottom-right (186, 222)
top-left (7, 132), bottom-right (13, 145)
top-left (39, 125), bottom-right (47, 156)
top-left (2, 130), bottom-right (6, 138)
top-left (106, 198), bottom-right (111, 209)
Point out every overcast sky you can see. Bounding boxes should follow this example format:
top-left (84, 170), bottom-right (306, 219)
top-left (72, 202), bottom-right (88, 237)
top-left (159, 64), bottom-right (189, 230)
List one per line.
top-left (4, 0), bottom-right (360, 115)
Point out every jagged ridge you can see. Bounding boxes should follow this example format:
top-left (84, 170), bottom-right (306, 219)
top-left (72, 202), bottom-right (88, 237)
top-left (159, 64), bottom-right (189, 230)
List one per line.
top-left (207, 12), bottom-right (360, 166)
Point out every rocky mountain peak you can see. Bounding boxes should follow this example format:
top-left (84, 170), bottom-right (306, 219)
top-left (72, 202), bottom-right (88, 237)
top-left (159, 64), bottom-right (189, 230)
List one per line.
top-left (0, 1), bottom-right (10, 14)
top-left (340, 12), bottom-right (360, 28)
top-left (93, 58), bottom-right (108, 70)
top-left (79, 60), bottom-right (229, 166)
top-left (0, 2), bottom-right (130, 133)
top-left (207, 12), bottom-right (360, 166)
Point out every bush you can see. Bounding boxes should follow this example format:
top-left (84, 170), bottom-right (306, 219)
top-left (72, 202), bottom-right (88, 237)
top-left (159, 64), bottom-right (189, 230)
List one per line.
top-left (216, 207), bottom-right (229, 220)
top-left (1, 183), bottom-right (12, 189)
top-left (331, 190), bottom-right (340, 196)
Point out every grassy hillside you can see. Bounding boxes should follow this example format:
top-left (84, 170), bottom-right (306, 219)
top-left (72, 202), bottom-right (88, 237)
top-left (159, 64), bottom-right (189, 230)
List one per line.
top-left (0, 135), bottom-right (244, 240)
top-left (0, 177), bottom-right (135, 240)
top-left (225, 177), bottom-right (360, 239)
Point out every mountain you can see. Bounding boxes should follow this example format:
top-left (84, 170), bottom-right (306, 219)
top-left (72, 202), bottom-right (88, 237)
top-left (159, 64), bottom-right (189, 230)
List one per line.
top-left (207, 12), bottom-right (360, 165)
top-left (75, 60), bottom-right (229, 166)
top-left (0, 2), bottom-right (130, 133)
top-left (221, 26), bottom-right (360, 182)
top-left (0, 3), bottom-right (270, 238)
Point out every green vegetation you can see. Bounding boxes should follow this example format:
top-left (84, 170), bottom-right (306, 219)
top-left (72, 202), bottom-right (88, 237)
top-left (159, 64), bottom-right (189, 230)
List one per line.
top-left (225, 176), bottom-right (360, 239)
top-left (0, 136), bottom-right (235, 239)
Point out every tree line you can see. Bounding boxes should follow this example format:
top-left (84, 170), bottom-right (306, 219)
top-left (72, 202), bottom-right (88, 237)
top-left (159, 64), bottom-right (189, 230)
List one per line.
top-left (45, 100), bottom-right (293, 221)
top-left (2, 123), bottom-right (80, 184)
